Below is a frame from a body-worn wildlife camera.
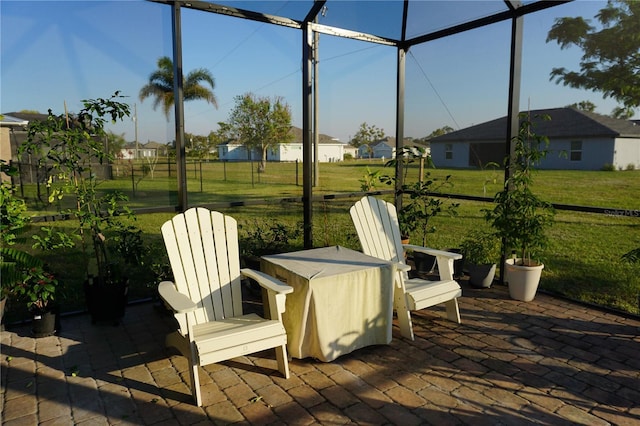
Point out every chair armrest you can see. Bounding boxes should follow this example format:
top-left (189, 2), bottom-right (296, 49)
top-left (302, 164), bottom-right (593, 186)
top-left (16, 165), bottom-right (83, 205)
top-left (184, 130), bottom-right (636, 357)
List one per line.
top-left (241, 268), bottom-right (294, 294)
top-left (241, 269), bottom-right (293, 320)
top-left (158, 281), bottom-right (197, 314)
top-left (403, 244), bottom-right (463, 260)
top-left (395, 262), bottom-right (412, 272)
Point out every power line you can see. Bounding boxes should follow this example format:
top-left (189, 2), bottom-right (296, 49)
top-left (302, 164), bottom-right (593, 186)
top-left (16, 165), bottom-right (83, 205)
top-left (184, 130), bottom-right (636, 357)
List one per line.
top-left (408, 50), bottom-right (460, 130)
top-left (187, 44), bottom-right (383, 120)
top-left (210, 2), bottom-right (291, 71)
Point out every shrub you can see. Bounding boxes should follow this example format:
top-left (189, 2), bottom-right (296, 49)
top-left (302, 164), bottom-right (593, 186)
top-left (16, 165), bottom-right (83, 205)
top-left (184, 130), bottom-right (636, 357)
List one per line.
top-left (239, 219), bottom-right (301, 260)
top-left (601, 163), bottom-right (616, 171)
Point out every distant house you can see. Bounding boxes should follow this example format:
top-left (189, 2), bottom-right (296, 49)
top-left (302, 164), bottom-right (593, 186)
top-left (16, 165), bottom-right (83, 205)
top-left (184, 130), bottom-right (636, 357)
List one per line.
top-left (358, 137), bottom-right (394, 159)
top-left (355, 137), bottom-right (424, 160)
top-left (430, 107), bottom-right (640, 170)
top-left (218, 127), bottom-right (345, 162)
top-left (218, 141), bottom-right (345, 163)
top-left (0, 112), bottom-right (47, 165)
top-left (343, 144), bottom-right (358, 158)
top-left (118, 142), bottom-right (158, 160)
top-left (144, 141), bottom-right (169, 157)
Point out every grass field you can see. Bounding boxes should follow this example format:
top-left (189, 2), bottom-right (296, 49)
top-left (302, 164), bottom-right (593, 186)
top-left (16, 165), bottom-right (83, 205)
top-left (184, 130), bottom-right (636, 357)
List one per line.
top-left (7, 158), bottom-right (640, 322)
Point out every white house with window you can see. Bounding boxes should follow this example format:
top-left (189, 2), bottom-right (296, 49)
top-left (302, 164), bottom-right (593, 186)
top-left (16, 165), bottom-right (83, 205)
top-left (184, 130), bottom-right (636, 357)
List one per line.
top-left (218, 127), bottom-right (347, 162)
top-left (118, 143), bottom-right (157, 160)
top-left (429, 107), bottom-right (640, 170)
top-left (358, 138), bottom-right (395, 159)
top-left (218, 141), bottom-right (345, 162)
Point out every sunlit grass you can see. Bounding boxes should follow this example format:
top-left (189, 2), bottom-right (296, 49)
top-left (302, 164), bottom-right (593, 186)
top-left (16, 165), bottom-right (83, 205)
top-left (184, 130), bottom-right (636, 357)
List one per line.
top-left (6, 159), bottom-right (639, 322)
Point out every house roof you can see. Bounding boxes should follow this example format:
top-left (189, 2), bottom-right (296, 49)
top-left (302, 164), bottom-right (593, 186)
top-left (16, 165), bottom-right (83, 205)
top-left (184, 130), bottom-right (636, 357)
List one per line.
top-left (144, 141), bottom-right (166, 149)
top-left (1, 112), bottom-right (43, 128)
top-left (3, 112), bottom-right (49, 123)
top-left (431, 108), bottom-right (640, 143)
top-left (220, 126), bottom-right (339, 146)
top-left (362, 136), bottom-right (417, 148)
top-left (289, 126), bottom-right (337, 143)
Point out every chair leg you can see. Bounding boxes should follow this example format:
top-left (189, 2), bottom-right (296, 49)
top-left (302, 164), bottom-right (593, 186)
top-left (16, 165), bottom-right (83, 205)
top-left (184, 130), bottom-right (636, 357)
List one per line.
top-left (275, 344), bottom-right (290, 379)
top-left (189, 345), bottom-right (203, 406)
top-left (394, 288), bottom-right (415, 340)
top-left (445, 298), bottom-right (461, 323)
top-left (165, 331), bottom-right (190, 357)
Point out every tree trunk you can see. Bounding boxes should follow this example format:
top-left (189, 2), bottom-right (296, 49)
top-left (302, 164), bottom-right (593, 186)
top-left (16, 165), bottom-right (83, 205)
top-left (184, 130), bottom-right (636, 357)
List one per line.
top-left (260, 146), bottom-right (268, 172)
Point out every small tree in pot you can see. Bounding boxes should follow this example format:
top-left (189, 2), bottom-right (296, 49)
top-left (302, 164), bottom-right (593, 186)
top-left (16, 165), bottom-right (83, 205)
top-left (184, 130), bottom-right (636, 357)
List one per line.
top-left (0, 160), bottom-right (44, 327)
top-left (484, 113), bottom-right (555, 301)
top-left (381, 147), bottom-right (459, 272)
top-left (459, 230), bottom-right (500, 288)
top-left (13, 266), bottom-right (60, 337)
top-left (18, 92), bottom-right (144, 324)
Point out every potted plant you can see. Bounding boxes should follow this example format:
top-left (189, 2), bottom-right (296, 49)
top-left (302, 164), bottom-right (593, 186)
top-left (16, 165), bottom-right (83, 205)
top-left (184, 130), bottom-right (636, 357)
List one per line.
top-left (238, 219), bottom-right (301, 299)
top-left (484, 113), bottom-right (555, 301)
top-left (381, 147), bottom-right (459, 273)
top-left (0, 160), bottom-right (42, 328)
top-left (459, 230), bottom-right (500, 288)
top-left (13, 266), bottom-right (60, 337)
top-left (18, 92), bottom-right (144, 324)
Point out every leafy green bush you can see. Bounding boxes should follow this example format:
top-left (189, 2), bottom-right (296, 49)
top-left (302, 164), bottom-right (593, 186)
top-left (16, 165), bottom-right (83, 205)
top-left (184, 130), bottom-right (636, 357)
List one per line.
top-left (239, 219), bottom-right (302, 261)
top-left (459, 230), bottom-right (501, 265)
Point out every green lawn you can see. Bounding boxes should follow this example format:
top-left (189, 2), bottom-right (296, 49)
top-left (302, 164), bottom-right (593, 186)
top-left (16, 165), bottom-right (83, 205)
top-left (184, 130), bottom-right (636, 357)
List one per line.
top-left (6, 159), bottom-right (639, 322)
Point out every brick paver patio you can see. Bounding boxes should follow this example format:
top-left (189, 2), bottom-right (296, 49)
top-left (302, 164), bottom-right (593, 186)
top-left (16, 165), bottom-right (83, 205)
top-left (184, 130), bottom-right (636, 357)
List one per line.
top-left (2, 283), bottom-right (639, 425)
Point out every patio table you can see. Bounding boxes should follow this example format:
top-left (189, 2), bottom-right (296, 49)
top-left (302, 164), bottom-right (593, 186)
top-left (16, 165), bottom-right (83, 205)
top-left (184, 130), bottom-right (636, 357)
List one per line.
top-left (261, 245), bottom-right (394, 362)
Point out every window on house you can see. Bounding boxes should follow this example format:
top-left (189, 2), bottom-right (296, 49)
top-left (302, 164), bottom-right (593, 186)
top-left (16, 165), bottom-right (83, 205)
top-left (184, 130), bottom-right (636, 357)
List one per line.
top-left (570, 140), bottom-right (582, 161)
top-left (445, 144), bottom-right (453, 160)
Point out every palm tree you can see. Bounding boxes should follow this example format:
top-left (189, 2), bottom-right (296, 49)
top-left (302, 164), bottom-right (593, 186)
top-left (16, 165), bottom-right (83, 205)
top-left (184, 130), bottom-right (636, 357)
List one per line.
top-left (139, 56), bottom-right (218, 120)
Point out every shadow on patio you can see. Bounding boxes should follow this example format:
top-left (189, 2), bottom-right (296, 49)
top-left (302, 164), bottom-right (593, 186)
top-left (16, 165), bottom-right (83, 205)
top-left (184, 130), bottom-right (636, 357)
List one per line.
top-left (2, 283), bottom-right (639, 425)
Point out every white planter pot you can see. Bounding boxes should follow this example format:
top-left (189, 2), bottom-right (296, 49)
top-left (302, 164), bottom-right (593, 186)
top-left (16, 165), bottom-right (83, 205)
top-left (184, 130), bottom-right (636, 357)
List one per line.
top-left (504, 258), bottom-right (544, 302)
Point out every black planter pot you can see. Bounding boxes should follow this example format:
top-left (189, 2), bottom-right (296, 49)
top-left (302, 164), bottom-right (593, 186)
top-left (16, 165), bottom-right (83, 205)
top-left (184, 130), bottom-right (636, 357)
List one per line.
top-left (31, 307), bottom-right (58, 337)
top-left (84, 277), bottom-right (129, 325)
top-left (1, 297), bottom-right (6, 331)
top-left (413, 251), bottom-right (437, 274)
top-left (413, 249), bottom-right (464, 278)
top-left (446, 248), bottom-right (465, 278)
top-left (467, 263), bottom-right (497, 289)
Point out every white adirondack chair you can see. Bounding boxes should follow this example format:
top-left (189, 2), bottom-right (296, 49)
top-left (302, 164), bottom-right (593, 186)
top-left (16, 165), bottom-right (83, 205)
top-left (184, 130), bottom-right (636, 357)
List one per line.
top-left (158, 207), bottom-right (293, 406)
top-left (350, 196), bottom-right (463, 340)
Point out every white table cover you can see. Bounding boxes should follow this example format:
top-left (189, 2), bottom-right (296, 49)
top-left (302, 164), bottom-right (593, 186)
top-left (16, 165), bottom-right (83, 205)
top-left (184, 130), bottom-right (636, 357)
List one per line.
top-left (261, 246), bottom-right (394, 362)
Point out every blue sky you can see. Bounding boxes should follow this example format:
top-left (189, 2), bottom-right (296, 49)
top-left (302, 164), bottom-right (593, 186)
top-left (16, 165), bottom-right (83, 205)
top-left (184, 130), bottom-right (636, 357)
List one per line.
top-left (2, 0), bottom-right (632, 145)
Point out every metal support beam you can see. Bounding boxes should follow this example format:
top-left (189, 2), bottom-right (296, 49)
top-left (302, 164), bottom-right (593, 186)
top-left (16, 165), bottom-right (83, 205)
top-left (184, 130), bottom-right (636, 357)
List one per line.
top-left (172, 3), bottom-right (188, 211)
top-left (506, 15), bottom-right (523, 185)
top-left (395, 47), bottom-right (406, 210)
top-left (302, 24), bottom-right (314, 248)
top-left (313, 26), bottom-right (319, 188)
top-left (404, 1), bottom-right (570, 49)
top-left (499, 13), bottom-right (524, 282)
top-left (153, 0), bottom-right (303, 30)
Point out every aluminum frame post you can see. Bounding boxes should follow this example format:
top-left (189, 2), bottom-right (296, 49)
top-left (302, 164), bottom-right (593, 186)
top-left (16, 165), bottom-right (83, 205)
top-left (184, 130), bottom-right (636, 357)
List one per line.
top-left (302, 23), bottom-right (314, 248)
top-left (172, 2), bottom-right (188, 211)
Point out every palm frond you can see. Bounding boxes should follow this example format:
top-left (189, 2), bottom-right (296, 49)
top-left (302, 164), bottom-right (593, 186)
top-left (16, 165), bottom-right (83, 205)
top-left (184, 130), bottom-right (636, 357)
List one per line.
top-left (622, 247), bottom-right (640, 263)
top-left (0, 247), bottom-right (43, 287)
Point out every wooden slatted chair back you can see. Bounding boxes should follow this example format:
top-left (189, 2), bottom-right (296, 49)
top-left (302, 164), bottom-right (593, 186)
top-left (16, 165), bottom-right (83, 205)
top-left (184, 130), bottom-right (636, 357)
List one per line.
top-left (161, 208), bottom-right (243, 327)
top-left (350, 196), bottom-right (409, 282)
